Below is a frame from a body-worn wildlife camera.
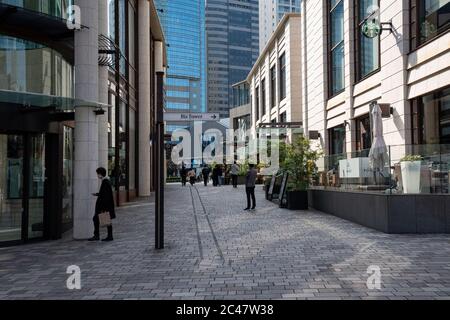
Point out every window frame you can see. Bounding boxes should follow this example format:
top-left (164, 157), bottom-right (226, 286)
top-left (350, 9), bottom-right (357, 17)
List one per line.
top-left (261, 78), bottom-right (266, 117)
top-left (410, 0), bottom-right (450, 51)
top-left (279, 52), bottom-right (287, 102)
top-left (354, 0), bottom-right (381, 83)
top-left (270, 65), bottom-right (277, 108)
top-left (327, 0), bottom-right (346, 98)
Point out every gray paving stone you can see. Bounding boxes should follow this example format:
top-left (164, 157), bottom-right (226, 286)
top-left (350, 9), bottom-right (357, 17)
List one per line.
top-left (0, 184), bottom-right (450, 300)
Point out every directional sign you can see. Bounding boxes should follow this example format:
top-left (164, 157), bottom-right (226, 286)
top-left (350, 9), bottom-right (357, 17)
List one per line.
top-left (163, 112), bottom-right (220, 122)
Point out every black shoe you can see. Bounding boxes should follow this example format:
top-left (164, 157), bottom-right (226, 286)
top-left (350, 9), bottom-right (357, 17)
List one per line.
top-left (244, 208), bottom-right (250, 211)
top-left (88, 236), bottom-right (99, 241)
top-left (251, 207), bottom-right (256, 210)
top-left (101, 237), bottom-right (113, 242)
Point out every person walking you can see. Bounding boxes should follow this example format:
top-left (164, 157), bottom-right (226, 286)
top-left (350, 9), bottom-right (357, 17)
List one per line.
top-left (180, 164), bottom-right (187, 187)
top-left (212, 165), bottom-right (218, 187)
top-left (216, 165), bottom-right (223, 187)
top-left (202, 165), bottom-right (210, 186)
top-left (244, 163), bottom-right (258, 211)
top-left (89, 167), bottom-right (115, 241)
top-left (230, 161), bottom-right (239, 188)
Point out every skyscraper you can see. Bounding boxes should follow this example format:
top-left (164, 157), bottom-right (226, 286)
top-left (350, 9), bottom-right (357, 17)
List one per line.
top-left (206, 0), bottom-right (259, 118)
top-left (259, 0), bottom-right (300, 51)
top-left (155, 0), bottom-right (207, 130)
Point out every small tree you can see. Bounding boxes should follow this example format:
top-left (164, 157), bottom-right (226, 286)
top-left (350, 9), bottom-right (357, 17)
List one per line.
top-left (282, 136), bottom-right (322, 191)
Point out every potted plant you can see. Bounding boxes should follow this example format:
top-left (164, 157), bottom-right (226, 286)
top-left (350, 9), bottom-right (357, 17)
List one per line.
top-left (236, 160), bottom-right (249, 185)
top-left (282, 136), bottom-right (322, 210)
top-left (400, 155), bottom-right (422, 194)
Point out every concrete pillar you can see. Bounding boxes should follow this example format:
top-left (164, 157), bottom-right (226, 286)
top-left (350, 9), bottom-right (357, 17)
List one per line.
top-left (73, 0), bottom-right (99, 239)
top-left (98, 0), bottom-right (109, 169)
top-left (138, 0), bottom-right (151, 196)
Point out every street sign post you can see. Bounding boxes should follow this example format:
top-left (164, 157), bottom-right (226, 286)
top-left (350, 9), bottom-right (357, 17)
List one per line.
top-left (163, 112), bottom-right (220, 122)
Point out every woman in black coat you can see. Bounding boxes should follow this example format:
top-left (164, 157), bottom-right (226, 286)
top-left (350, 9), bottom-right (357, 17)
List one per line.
top-left (89, 167), bottom-right (116, 241)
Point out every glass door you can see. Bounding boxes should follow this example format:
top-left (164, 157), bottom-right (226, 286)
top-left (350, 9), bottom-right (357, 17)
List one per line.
top-left (0, 134), bottom-right (24, 242)
top-left (28, 134), bottom-right (45, 239)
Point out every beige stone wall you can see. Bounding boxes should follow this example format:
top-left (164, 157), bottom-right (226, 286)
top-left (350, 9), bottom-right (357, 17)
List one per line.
top-left (248, 15), bottom-right (302, 134)
top-left (302, 0), bottom-right (450, 160)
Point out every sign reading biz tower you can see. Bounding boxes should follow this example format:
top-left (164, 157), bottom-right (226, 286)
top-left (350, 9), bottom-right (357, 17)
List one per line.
top-left (163, 112), bottom-right (220, 122)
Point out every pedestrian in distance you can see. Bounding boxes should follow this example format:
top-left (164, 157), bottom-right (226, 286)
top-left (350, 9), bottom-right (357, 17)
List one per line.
top-left (231, 161), bottom-right (239, 188)
top-left (212, 165), bottom-right (218, 187)
top-left (180, 164), bottom-right (187, 187)
top-left (202, 165), bottom-right (211, 186)
top-left (89, 167), bottom-right (116, 241)
top-left (244, 163), bottom-right (258, 211)
top-left (217, 164), bottom-right (223, 187)
top-left (188, 169), bottom-right (196, 186)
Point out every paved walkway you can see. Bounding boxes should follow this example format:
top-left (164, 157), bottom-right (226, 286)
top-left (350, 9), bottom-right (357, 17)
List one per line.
top-left (1, 184), bottom-right (450, 300)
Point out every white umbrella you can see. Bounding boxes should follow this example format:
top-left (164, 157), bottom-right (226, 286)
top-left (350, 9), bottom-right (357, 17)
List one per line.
top-left (368, 104), bottom-right (388, 179)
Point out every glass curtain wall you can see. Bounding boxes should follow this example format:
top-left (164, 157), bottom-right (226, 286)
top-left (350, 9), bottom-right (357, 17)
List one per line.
top-left (0, 35), bottom-right (73, 97)
top-left (106, 0), bottom-right (138, 200)
top-left (0, 135), bottom-right (23, 242)
top-left (0, 0), bottom-right (74, 19)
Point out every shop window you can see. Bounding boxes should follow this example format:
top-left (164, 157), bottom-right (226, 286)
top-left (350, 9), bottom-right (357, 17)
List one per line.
top-left (355, 115), bottom-right (372, 157)
top-left (411, 0), bottom-right (450, 49)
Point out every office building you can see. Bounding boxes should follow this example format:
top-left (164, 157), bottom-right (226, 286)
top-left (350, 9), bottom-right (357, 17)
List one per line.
top-left (0, 0), bottom-right (166, 245)
top-left (259, 0), bottom-right (300, 51)
top-left (154, 0), bottom-right (206, 132)
top-left (206, 0), bottom-right (259, 118)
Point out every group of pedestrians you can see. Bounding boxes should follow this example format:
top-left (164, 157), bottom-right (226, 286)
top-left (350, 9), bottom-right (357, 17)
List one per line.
top-left (180, 165), bottom-right (197, 186)
top-left (178, 162), bottom-right (258, 211)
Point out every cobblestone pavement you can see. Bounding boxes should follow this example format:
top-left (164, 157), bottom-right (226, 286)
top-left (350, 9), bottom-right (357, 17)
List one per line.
top-left (1, 183), bottom-right (450, 300)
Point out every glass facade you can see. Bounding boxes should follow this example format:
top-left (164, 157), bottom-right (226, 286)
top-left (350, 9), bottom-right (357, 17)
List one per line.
top-left (0, 135), bottom-right (23, 242)
top-left (206, 0), bottom-right (259, 118)
top-left (155, 0), bottom-right (206, 115)
top-left (106, 0), bottom-right (138, 199)
top-left (357, 0), bottom-right (380, 80)
top-left (413, 87), bottom-right (450, 145)
top-left (0, 35), bottom-right (74, 98)
top-left (62, 126), bottom-right (73, 232)
top-left (0, 0), bottom-right (73, 19)
top-left (329, 0), bottom-right (345, 96)
top-left (232, 82), bottom-right (250, 107)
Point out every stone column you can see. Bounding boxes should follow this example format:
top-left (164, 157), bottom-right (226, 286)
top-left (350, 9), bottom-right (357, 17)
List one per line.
top-left (98, 0), bottom-right (109, 169)
top-left (73, 0), bottom-right (99, 239)
top-left (138, 0), bottom-right (151, 196)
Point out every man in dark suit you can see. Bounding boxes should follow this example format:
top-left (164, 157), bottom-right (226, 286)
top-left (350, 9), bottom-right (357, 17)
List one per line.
top-left (244, 163), bottom-right (258, 211)
top-left (89, 167), bottom-right (116, 241)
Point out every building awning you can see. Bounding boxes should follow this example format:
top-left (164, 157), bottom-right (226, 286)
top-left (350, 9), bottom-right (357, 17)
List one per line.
top-left (0, 90), bottom-right (110, 113)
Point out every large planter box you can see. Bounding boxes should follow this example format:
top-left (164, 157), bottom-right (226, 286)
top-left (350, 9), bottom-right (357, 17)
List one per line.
top-left (287, 190), bottom-right (308, 210)
top-left (401, 161), bottom-right (421, 194)
top-left (237, 176), bottom-right (246, 185)
top-left (309, 189), bottom-right (450, 234)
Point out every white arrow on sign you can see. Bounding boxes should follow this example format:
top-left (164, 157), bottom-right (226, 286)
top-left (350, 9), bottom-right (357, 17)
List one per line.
top-left (163, 112), bottom-right (220, 122)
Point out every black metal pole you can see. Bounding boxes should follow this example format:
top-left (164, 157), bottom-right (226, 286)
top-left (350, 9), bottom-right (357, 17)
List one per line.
top-left (155, 71), bottom-right (164, 250)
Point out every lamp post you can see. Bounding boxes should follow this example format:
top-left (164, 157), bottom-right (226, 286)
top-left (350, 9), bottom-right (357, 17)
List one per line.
top-left (155, 41), bottom-right (165, 250)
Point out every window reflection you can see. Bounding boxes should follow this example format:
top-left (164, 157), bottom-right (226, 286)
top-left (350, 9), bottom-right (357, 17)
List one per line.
top-left (0, 35), bottom-right (74, 97)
